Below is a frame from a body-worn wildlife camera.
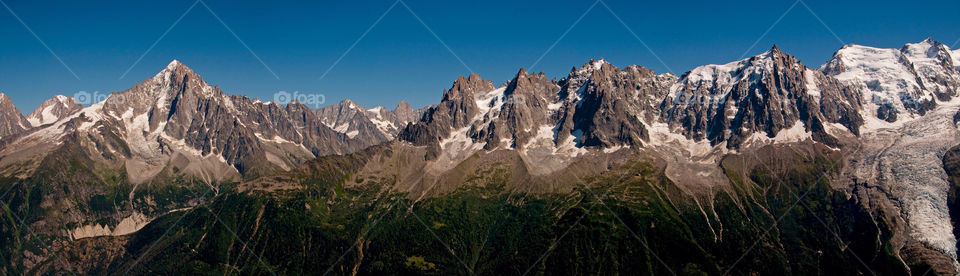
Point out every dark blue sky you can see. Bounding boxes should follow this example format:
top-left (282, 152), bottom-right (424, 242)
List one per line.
top-left (1, 0), bottom-right (957, 113)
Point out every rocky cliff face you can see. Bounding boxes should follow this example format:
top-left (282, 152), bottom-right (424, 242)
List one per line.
top-left (0, 93), bottom-right (30, 139)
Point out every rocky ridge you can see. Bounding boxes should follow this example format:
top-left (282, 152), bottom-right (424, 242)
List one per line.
top-left (1, 39), bottom-right (960, 274)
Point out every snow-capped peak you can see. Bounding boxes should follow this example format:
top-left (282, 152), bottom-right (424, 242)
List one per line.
top-left (902, 37), bottom-right (944, 58)
top-left (167, 59), bottom-right (182, 70)
top-left (26, 95), bottom-right (82, 127)
top-left (152, 59), bottom-right (190, 82)
top-left (822, 38), bottom-right (959, 127)
top-left (589, 58), bottom-right (606, 70)
top-left (671, 48), bottom-right (777, 101)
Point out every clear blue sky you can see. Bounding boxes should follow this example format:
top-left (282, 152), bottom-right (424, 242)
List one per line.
top-left (1, 0), bottom-right (957, 113)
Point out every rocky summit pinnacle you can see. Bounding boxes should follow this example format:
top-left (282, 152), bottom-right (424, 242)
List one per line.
top-left (0, 93), bottom-right (29, 139)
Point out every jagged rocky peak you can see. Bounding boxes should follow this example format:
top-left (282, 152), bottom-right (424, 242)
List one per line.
top-left (398, 74), bottom-right (496, 153)
top-left (382, 100), bottom-right (425, 126)
top-left (563, 58), bottom-right (668, 148)
top-left (337, 98), bottom-right (359, 108)
top-left (437, 73), bottom-right (497, 126)
top-left (663, 45), bottom-right (862, 148)
top-left (392, 100), bottom-right (415, 119)
top-left (156, 60), bottom-right (202, 82)
top-left (440, 73), bottom-right (498, 125)
top-left (468, 68), bottom-right (560, 150)
top-left (559, 58), bottom-right (613, 100)
top-left (143, 59), bottom-right (211, 94)
top-left (395, 100), bottom-right (412, 111)
top-left (104, 60), bottom-right (225, 114)
top-left (101, 60), bottom-right (240, 139)
top-left (575, 58), bottom-right (609, 75)
top-left (315, 99), bottom-right (370, 138)
top-left (26, 95), bottom-right (82, 127)
top-left (0, 93), bottom-right (29, 138)
top-left (503, 67), bottom-right (557, 109)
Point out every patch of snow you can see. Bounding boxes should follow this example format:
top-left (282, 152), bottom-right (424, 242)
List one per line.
top-left (473, 87), bottom-right (507, 122)
top-left (589, 58), bottom-right (606, 70)
top-left (368, 106), bottom-right (384, 116)
top-left (823, 122), bottom-right (851, 137)
top-left (522, 124), bottom-right (555, 149)
top-left (40, 106), bottom-right (56, 123)
top-left (547, 102), bottom-right (563, 111)
top-left (772, 121), bottom-right (811, 142)
top-left (522, 124), bottom-right (588, 158)
top-left (219, 92), bottom-right (236, 112)
top-left (499, 138), bottom-right (514, 149)
top-left (369, 117), bottom-right (396, 137)
top-left (254, 133), bottom-right (293, 144)
top-left (645, 121), bottom-right (722, 160)
top-left (804, 69), bottom-right (821, 99)
top-left (952, 49), bottom-right (960, 71)
top-left (333, 122), bottom-right (350, 133)
top-left (430, 126), bottom-right (486, 173)
top-left (743, 121), bottom-right (811, 145)
top-left (160, 133), bottom-right (204, 157)
top-left (345, 130), bottom-right (359, 139)
top-left (603, 145), bottom-right (626, 153)
top-left (555, 129), bottom-right (587, 157)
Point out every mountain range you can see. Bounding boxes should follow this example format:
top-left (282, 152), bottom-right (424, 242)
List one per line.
top-left (1, 38), bottom-right (960, 275)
